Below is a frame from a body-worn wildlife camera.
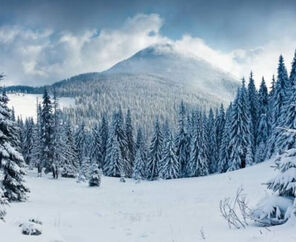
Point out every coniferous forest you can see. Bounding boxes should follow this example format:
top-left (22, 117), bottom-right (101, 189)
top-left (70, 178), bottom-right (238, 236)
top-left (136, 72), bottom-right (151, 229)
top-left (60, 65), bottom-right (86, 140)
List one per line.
top-left (4, 52), bottom-right (294, 185)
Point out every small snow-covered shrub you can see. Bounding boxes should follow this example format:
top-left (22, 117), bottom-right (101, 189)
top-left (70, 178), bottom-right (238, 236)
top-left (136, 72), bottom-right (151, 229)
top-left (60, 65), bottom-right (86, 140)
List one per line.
top-left (20, 222), bottom-right (42, 235)
top-left (89, 164), bottom-right (101, 187)
top-left (77, 173), bottom-right (86, 183)
top-left (28, 218), bottom-right (43, 225)
top-left (250, 195), bottom-right (293, 225)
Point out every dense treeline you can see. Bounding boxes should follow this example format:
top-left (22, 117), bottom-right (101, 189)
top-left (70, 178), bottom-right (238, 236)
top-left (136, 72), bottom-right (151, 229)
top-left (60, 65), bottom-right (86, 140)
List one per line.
top-left (17, 51), bottom-right (296, 181)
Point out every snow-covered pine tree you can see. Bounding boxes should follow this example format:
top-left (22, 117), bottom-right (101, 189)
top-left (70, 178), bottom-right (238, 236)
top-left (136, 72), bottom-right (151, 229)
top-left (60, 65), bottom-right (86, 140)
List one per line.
top-left (255, 78), bottom-right (269, 162)
top-left (267, 75), bottom-right (276, 136)
top-left (186, 111), bottom-right (200, 177)
top-left (267, 56), bottom-right (289, 157)
top-left (228, 80), bottom-right (253, 171)
top-left (99, 113), bottom-right (108, 168)
top-left (115, 109), bottom-right (131, 177)
top-left (90, 124), bottom-right (102, 168)
top-left (276, 80), bottom-right (296, 152)
top-left (77, 156), bottom-right (91, 182)
top-left (0, 90), bottom-right (29, 201)
top-left (251, 147), bottom-right (296, 225)
top-left (206, 108), bottom-right (217, 173)
top-left (218, 103), bottom-right (232, 173)
top-left (146, 118), bottom-right (163, 180)
top-left (132, 128), bottom-right (147, 180)
top-left (158, 128), bottom-right (180, 180)
top-left (75, 122), bottom-right (86, 166)
top-left (247, 72), bottom-right (259, 156)
top-left (51, 90), bottom-right (63, 178)
top-left (196, 113), bottom-right (210, 176)
top-left (11, 107), bottom-right (15, 122)
top-left (103, 111), bottom-right (130, 177)
top-left (175, 101), bottom-right (190, 177)
top-left (183, 113), bottom-right (193, 177)
top-left (17, 117), bottom-right (25, 155)
top-left (187, 111), bottom-right (209, 177)
top-left (22, 118), bottom-right (34, 166)
top-left (215, 104), bottom-right (225, 163)
top-left (61, 122), bottom-right (79, 178)
top-left (89, 162), bottom-right (101, 187)
top-left (31, 104), bottom-right (43, 173)
top-left (125, 109), bottom-right (135, 170)
top-left (104, 130), bottom-right (124, 177)
top-left (40, 89), bottom-right (54, 174)
top-left (290, 50), bottom-right (296, 87)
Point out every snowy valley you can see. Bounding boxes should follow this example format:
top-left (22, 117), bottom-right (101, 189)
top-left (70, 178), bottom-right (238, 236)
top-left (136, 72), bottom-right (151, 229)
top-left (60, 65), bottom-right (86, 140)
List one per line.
top-left (1, 160), bottom-right (295, 242)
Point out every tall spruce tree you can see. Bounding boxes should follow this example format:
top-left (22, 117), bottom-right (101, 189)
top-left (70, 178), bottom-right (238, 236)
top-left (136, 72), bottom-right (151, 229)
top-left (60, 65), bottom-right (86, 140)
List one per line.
top-left (228, 80), bottom-right (253, 171)
top-left (41, 89), bottom-right (54, 173)
top-left (247, 72), bottom-right (259, 156)
top-left (23, 118), bottom-right (34, 166)
top-left (75, 122), bottom-right (86, 166)
top-left (207, 108), bottom-right (217, 173)
top-left (215, 104), bottom-right (225, 163)
top-left (61, 122), bottom-right (79, 178)
top-left (158, 131), bottom-right (180, 180)
top-left (218, 103), bottom-right (232, 173)
top-left (175, 101), bottom-right (190, 177)
top-left (255, 78), bottom-right (269, 162)
top-left (267, 56), bottom-right (289, 157)
top-left (31, 104), bottom-right (43, 173)
top-left (196, 113), bottom-right (210, 176)
top-left (90, 124), bottom-right (102, 167)
top-left (0, 90), bottom-right (29, 201)
top-left (132, 128), bottom-right (147, 180)
top-left (52, 90), bottom-right (63, 178)
top-left (146, 118), bottom-right (163, 180)
top-left (125, 109), bottom-right (135, 170)
top-left (99, 114), bottom-right (108, 168)
top-left (276, 51), bottom-right (296, 153)
top-left (104, 111), bottom-right (131, 177)
top-left (187, 111), bottom-right (209, 177)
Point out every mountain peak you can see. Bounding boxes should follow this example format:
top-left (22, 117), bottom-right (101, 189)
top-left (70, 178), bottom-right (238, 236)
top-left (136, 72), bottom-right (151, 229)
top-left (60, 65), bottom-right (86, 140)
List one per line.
top-left (133, 43), bottom-right (176, 58)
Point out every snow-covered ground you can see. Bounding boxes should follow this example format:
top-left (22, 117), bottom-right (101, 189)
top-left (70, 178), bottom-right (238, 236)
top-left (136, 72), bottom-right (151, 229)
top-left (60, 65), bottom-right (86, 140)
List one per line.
top-left (1, 161), bottom-right (295, 242)
top-left (7, 93), bottom-right (75, 121)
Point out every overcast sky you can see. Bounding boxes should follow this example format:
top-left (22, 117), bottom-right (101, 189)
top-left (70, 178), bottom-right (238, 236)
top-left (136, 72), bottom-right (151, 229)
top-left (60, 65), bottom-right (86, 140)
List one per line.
top-left (1, 0), bottom-right (296, 86)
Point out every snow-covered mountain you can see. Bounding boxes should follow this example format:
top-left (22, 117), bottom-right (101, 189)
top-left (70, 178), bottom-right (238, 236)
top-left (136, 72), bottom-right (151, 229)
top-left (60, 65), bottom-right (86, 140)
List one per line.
top-left (105, 43), bottom-right (238, 102)
top-left (8, 43), bottom-right (239, 131)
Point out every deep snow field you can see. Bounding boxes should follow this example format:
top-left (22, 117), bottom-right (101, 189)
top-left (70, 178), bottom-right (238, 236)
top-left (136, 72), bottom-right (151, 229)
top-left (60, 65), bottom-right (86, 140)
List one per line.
top-left (1, 160), bottom-right (295, 242)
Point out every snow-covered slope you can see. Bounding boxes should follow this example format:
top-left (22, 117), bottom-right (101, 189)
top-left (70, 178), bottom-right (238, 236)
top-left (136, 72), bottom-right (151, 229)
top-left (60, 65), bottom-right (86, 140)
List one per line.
top-left (1, 161), bottom-right (295, 242)
top-left (106, 43), bottom-right (238, 102)
top-left (7, 93), bottom-right (75, 121)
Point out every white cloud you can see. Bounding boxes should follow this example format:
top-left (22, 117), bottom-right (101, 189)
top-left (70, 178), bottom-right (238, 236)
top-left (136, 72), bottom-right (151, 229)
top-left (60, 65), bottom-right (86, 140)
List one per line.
top-left (0, 13), bottom-right (295, 87)
top-left (173, 35), bottom-right (296, 87)
top-left (0, 14), bottom-right (167, 86)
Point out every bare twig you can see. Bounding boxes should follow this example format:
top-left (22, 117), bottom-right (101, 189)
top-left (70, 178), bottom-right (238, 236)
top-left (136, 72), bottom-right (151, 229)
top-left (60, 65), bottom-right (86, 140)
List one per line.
top-left (219, 187), bottom-right (251, 229)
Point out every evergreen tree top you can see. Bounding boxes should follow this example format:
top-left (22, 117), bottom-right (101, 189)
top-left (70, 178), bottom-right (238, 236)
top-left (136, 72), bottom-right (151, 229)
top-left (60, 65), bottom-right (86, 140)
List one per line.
top-left (290, 50), bottom-right (296, 86)
top-left (277, 55), bottom-right (289, 88)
